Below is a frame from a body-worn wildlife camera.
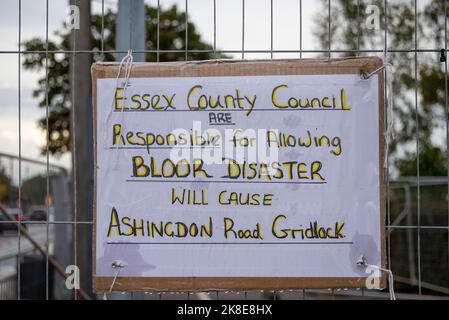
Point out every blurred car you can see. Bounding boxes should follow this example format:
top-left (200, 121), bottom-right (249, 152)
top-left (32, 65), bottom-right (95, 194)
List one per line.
top-left (28, 208), bottom-right (47, 221)
top-left (0, 215), bottom-right (17, 234)
top-left (0, 208), bottom-right (27, 235)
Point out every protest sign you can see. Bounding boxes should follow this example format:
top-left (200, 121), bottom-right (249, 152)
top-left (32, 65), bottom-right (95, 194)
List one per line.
top-left (92, 58), bottom-right (385, 291)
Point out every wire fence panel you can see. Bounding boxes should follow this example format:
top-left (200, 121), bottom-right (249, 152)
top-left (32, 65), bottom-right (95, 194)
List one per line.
top-left (0, 0), bottom-right (448, 300)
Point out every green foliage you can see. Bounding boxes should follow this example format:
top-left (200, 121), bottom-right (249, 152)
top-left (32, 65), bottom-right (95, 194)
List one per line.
top-left (396, 145), bottom-right (448, 177)
top-left (21, 174), bottom-right (47, 205)
top-left (22, 5), bottom-right (224, 155)
top-left (0, 166), bottom-right (17, 205)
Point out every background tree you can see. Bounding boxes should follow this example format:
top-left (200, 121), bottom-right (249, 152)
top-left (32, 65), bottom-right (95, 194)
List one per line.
top-left (21, 174), bottom-right (48, 205)
top-left (22, 4), bottom-right (225, 156)
top-left (315, 0), bottom-right (448, 176)
top-left (0, 166), bottom-right (18, 206)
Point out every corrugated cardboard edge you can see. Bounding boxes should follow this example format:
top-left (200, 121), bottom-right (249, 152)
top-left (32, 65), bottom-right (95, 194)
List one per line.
top-left (91, 57), bottom-right (386, 292)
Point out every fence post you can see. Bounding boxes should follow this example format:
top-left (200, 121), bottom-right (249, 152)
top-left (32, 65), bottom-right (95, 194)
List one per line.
top-left (70, 0), bottom-right (93, 298)
top-left (52, 170), bottom-right (72, 299)
top-left (116, 0), bottom-right (146, 62)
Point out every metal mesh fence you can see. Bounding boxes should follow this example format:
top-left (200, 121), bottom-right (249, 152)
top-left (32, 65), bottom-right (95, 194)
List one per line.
top-left (0, 0), bottom-right (448, 300)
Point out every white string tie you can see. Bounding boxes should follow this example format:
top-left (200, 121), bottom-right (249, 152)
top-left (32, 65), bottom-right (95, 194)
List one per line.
top-left (102, 260), bottom-right (127, 300)
top-left (102, 50), bottom-right (134, 170)
top-left (357, 255), bottom-right (396, 300)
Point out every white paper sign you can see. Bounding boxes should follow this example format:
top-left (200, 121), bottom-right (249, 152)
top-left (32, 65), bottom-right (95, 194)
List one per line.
top-left (95, 74), bottom-right (381, 279)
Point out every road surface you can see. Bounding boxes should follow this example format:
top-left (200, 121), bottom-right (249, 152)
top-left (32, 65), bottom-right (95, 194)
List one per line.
top-left (0, 225), bottom-right (54, 280)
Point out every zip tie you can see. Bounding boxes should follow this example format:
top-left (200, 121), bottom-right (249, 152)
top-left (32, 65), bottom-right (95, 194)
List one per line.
top-left (357, 255), bottom-right (396, 300)
top-left (440, 48), bottom-right (446, 63)
top-left (102, 260), bottom-right (127, 300)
